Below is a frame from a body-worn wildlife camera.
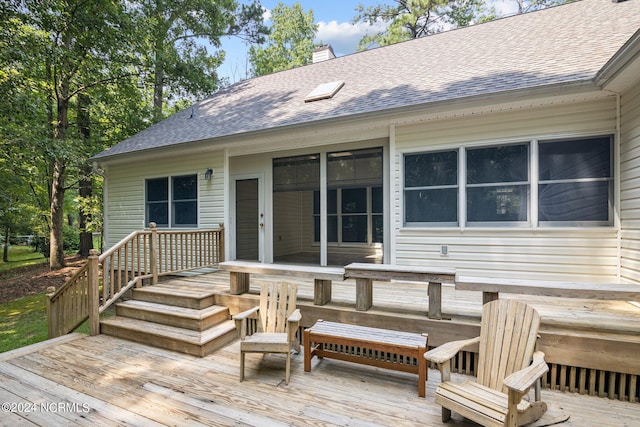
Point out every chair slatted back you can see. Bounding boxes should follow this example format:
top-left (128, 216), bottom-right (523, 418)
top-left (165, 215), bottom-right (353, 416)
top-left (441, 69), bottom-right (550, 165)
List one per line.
top-left (476, 299), bottom-right (541, 393)
top-left (259, 282), bottom-right (298, 333)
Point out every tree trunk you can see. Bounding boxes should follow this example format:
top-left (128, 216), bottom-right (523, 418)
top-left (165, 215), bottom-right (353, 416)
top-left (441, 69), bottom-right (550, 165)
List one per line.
top-left (50, 158), bottom-right (66, 269)
top-left (153, 36), bottom-right (165, 123)
top-left (50, 81), bottom-right (69, 269)
top-left (78, 174), bottom-right (93, 257)
top-left (3, 227), bottom-right (9, 262)
top-left (77, 93), bottom-right (93, 257)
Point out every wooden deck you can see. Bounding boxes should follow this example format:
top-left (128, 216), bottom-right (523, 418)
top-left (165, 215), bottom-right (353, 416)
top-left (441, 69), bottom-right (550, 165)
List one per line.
top-left (2, 269), bottom-right (639, 426)
top-left (2, 333), bottom-right (640, 426)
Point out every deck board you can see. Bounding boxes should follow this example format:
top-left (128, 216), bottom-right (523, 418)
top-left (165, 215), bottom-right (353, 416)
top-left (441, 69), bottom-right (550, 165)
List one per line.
top-left (169, 271), bottom-right (640, 337)
top-left (1, 333), bottom-right (639, 426)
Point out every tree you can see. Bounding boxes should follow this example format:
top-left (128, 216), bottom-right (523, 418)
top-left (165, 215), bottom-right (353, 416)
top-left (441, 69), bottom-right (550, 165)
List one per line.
top-left (353, 0), bottom-right (572, 50)
top-left (8, 0), bottom-right (140, 268)
top-left (478, 0), bottom-right (571, 23)
top-left (249, 2), bottom-right (318, 77)
top-left (353, 0), bottom-right (482, 50)
top-left (135, 0), bottom-right (267, 122)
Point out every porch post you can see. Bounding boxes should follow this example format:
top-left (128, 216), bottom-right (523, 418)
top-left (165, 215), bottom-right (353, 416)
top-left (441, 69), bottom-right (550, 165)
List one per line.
top-left (87, 249), bottom-right (100, 336)
top-left (149, 222), bottom-right (158, 285)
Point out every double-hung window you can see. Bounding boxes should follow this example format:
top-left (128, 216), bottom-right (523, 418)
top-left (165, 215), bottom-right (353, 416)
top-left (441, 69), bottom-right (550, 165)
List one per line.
top-left (145, 174), bottom-right (197, 227)
top-left (466, 144), bottom-right (529, 225)
top-left (538, 136), bottom-right (612, 225)
top-left (404, 150), bottom-right (458, 225)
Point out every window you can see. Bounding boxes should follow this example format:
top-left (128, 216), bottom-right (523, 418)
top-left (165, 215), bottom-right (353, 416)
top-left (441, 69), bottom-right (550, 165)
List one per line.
top-left (404, 150), bottom-right (458, 225)
top-left (403, 135), bottom-right (613, 228)
top-left (466, 144), bottom-right (529, 224)
top-left (145, 174), bottom-right (197, 227)
top-left (538, 136), bottom-right (612, 225)
top-left (314, 187), bottom-right (383, 244)
top-left (313, 147), bottom-right (383, 245)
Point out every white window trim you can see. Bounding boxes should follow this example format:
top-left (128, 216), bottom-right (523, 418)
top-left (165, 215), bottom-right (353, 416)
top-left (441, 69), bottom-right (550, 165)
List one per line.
top-left (145, 173), bottom-right (199, 229)
top-left (401, 133), bottom-right (614, 230)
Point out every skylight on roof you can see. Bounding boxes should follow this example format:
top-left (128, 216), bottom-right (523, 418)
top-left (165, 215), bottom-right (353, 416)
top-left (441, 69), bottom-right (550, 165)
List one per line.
top-left (304, 80), bottom-right (344, 103)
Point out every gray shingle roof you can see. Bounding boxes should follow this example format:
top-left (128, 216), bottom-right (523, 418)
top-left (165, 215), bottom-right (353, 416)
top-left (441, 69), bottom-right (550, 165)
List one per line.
top-left (94, 0), bottom-right (640, 160)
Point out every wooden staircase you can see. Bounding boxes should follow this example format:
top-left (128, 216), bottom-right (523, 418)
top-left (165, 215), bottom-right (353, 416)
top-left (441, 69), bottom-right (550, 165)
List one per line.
top-left (100, 283), bottom-right (237, 357)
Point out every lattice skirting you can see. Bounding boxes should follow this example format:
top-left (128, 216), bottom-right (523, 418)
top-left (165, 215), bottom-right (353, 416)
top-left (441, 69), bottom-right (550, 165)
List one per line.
top-left (445, 349), bottom-right (640, 403)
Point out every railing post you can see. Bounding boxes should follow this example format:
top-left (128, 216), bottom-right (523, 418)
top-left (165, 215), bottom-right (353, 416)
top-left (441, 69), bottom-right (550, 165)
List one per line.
top-left (218, 223), bottom-right (225, 263)
top-left (149, 222), bottom-right (158, 285)
top-left (46, 286), bottom-right (56, 338)
top-left (88, 249), bottom-right (100, 336)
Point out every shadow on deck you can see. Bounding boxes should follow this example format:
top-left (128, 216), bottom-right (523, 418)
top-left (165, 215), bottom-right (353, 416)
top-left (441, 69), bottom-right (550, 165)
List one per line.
top-left (1, 332), bottom-right (639, 426)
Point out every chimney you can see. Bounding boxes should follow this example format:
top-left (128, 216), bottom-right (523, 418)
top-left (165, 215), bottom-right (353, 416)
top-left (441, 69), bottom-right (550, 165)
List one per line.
top-left (312, 45), bottom-right (336, 63)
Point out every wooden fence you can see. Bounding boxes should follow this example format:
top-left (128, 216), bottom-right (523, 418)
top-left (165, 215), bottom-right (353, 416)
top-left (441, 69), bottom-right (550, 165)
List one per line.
top-left (47, 223), bottom-right (224, 338)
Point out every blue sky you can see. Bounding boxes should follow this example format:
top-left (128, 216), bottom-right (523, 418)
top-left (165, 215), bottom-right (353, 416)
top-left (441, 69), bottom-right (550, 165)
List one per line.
top-left (218, 1), bottom-right (519, 83)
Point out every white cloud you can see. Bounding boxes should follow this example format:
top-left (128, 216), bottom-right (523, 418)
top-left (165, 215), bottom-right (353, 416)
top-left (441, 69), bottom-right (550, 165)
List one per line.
top-left (315, 20), bottom-right (388, 56)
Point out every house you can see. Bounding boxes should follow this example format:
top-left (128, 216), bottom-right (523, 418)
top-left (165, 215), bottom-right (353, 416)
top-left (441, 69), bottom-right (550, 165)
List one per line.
top-left (92, 0), bottom-right (640, 283)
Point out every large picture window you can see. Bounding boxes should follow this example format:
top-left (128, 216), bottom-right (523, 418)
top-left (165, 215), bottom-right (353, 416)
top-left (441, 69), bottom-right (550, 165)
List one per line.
top-left (403, 135), bottom-right (613, 228)
top-left (146, 174), bottom-right (197, 227)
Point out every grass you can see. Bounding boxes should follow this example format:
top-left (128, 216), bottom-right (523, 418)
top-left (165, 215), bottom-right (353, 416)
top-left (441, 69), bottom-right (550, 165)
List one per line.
top-left (0, 245), bottom-right (47, 275)
top-left (0, 293), bottom-right (50, 353)
top-left (0, 246), bottom-right (114, 354)
top-left (0, 292), bottom-right (115, 353)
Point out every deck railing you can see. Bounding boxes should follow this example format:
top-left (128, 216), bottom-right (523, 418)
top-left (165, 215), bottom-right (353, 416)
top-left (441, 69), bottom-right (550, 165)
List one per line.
top-left (47, 223), bottom-right (224, 338)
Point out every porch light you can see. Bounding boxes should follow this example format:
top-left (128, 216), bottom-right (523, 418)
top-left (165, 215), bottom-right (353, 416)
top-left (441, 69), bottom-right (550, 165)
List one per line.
top-left (205, 168), bottom-right (214, 181)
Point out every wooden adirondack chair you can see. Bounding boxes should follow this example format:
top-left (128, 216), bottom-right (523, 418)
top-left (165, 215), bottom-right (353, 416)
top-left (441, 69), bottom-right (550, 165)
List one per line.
top-left (233, 282), bottom-right (301, 384)
top-left (424, 299), bottom-right (549, 427)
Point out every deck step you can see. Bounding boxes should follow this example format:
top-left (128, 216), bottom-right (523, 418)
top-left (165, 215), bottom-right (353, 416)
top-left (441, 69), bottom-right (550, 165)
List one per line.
top-left (100, 316), bottom-right (238, 357)
top-left (115, 300), bottom-right (230, 331)
top-left (131, 283), bottom-right (216, 309)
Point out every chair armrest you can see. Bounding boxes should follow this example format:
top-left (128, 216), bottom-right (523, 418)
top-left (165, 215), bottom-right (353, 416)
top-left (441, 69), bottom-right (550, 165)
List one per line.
top-left (424, 336), bottom-right (480, 364)
top-left (233, 306), bottom-right (260, 321)
top-left (287, 309), bottom-right (302, 351)
top-left (233, 306), bottom-right (259, 339)
top-left (504, 351), bottom-right (549, 394)
top-left (287, 309), bottom-right (302, 324)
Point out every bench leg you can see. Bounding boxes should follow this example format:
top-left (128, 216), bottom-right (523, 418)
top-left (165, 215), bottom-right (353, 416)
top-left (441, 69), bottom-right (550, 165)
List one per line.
top-left (314, 279), bottom-right (332, 305)
top-left (356, 278), bottom-right (373, 311)
top-left (428, 282), bottom-right (442, 319)
top-left (230, 271), bottom-right (250, 295)
top-left (303, 329), bottom-right (311, 372)
top-left (418, 345), bottom-right (427, 398)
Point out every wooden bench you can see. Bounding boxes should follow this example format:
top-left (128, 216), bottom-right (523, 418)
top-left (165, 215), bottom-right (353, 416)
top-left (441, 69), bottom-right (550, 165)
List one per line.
top-left (303, 320), bottom-right (428, 397)
top-left (455, 275), bottom-right (640, 304)
top-left (344, 263), bottom-right (456, 319)
top-left (219, 261), bottom-right (344, 305)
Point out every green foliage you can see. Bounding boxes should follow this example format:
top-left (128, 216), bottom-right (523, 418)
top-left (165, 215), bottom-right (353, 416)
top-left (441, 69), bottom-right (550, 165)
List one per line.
top-left (138, 0), bottom-right (268, 121)
top-left (353, 0), bottom-right (479, 49)
top-left (353, 0), bottom-right (569, 50)
top-left (249, 2), bottom-right (318, 77)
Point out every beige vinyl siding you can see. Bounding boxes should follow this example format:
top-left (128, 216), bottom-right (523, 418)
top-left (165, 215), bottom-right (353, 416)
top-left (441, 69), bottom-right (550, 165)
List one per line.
top-left (619, 82), bottom-right (640, 284)
top-left (393, 96), bottom-right (619, 281)
top-left (105, 151), bottom-right (224, 248)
